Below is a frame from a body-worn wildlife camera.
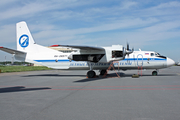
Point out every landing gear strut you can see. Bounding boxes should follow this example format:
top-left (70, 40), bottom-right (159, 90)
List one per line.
top-left (87, 62), bottom-right (96, 78)
top-left (152, 71), bottom-right (158, 76)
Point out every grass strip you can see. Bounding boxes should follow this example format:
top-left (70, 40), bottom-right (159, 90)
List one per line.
top-left (0, 66), bottom-right (52, 73)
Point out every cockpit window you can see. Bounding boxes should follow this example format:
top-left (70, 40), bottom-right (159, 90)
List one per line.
top-left (155, 53), bottom-right (160, 56)
top-left (151, 53), bottom-right (154, 56)
top-left (155, 52), bottom-right (167, 59)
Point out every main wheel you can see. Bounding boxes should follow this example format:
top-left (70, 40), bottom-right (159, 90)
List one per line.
top-left (100, 70), bottom-right (107, 75)
top-left (152, 71), bottom-right (158, 76)
top-left (87, 70), bottom-right (96, 78)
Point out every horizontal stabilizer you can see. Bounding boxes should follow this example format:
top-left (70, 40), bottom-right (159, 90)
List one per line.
top-left (0, 46), bottom-right (26, 54)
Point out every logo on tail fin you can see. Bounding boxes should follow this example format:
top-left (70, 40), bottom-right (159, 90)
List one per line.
top-left (19, 34), bottom-right (29, 48)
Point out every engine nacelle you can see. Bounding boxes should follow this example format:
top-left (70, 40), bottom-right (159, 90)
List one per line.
top-left (67, 45), bottom-right (132, 63)
top-left (99, 45), bottom-right (125, 63)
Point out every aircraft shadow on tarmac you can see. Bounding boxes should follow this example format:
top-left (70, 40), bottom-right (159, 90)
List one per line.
top-left (74, 73), bottom-right (178, 82)
top-left (0, 86), bottom-right (51, 93)
top-left (21, 72), bottom-right (177, 83)
top-left (22, 74), bottom-right (86, 77)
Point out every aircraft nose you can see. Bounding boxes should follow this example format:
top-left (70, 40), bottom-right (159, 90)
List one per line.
top-left (167, 57), bottom-right (175, 67)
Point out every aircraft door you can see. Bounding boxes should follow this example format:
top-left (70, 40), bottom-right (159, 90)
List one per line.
top-left (137, 54), bottom-right (143, 67)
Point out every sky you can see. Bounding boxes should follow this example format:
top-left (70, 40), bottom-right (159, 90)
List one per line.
top-left (0, 0), bottom-right (180, 62)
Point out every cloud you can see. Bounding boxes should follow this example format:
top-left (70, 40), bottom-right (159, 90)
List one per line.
top-left (0, 0), bottom-right (100, 22)
top-left (135, 1), bottom-right (180, 18)
top-left (32, 18), bottom-right (157, 38)
top-left (0, 0), bottom-right (19, 7)
top-left (120, 1), bottom-right (137, 9)
top-left (140, 21), bottom-right (180, 33)
top-left (0, 2), bottom-right (48, 21)
top-left (155, 1), bottom-right (180, 9)
top-left (50, 1), bottom-right (138, 21)
top-left (0, 24), bottom-right (16, 44)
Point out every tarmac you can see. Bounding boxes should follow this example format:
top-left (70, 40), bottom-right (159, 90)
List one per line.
top-left (0, 66), bottom-right (180, 120)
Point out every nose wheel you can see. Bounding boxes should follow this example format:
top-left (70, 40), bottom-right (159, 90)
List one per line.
top-left (87, 70), bottom-right (96, 78)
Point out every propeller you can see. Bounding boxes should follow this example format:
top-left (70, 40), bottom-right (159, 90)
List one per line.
top-left (125, 42), bottom-right (134, 62)
top-left (127, 42), bottom-right (129, 51)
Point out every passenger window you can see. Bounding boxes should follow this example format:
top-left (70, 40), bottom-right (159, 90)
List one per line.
top-left (151, 53), bottom-right (154, 56)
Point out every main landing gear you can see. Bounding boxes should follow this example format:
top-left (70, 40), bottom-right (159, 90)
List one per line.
top-left (87, 62), bottom-right (96, 78)
top-left (86, 62), bottom-right (107, 78)
top-left (152, 71), bottom-right (158, 76)
top-left (87, 70), bottom-right (96, 78)
top-left (100, 69), bottom-right (107, 75)
top-left (87, 69), bottom-right (107, 78)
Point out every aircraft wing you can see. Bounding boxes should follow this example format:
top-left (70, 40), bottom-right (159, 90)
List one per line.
top-left (0, 46), bottom-right (26, 54)
top-left (50, 45), bottom-right (105, 51)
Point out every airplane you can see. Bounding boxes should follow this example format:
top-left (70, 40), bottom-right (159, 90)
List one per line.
top-left (176, 61), bottom-right (180, 66)
top-left (0, 21), bottom-right (175, 78)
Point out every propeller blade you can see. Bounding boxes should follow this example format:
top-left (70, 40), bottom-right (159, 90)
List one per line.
top-left (125, 42), bottom-right (134, 58)
top-left (127, 42), bottom-right (129, 50)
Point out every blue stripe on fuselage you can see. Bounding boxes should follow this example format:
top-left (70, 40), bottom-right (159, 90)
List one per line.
top-left (34, 60), bottom-right (70, 62)
top-left (123, 58), bottom-right (166, 61)
top-left (34, 58), bottom-right (166, 63)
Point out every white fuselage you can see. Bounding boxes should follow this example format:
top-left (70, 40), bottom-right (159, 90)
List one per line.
top-left (17, 50), bottom-right (174, 70)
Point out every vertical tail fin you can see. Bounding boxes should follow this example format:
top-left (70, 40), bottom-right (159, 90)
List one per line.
top-left (16, 21), bottom-right (61, 55)
top-left (16, 21), bottom-right (37, 52)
